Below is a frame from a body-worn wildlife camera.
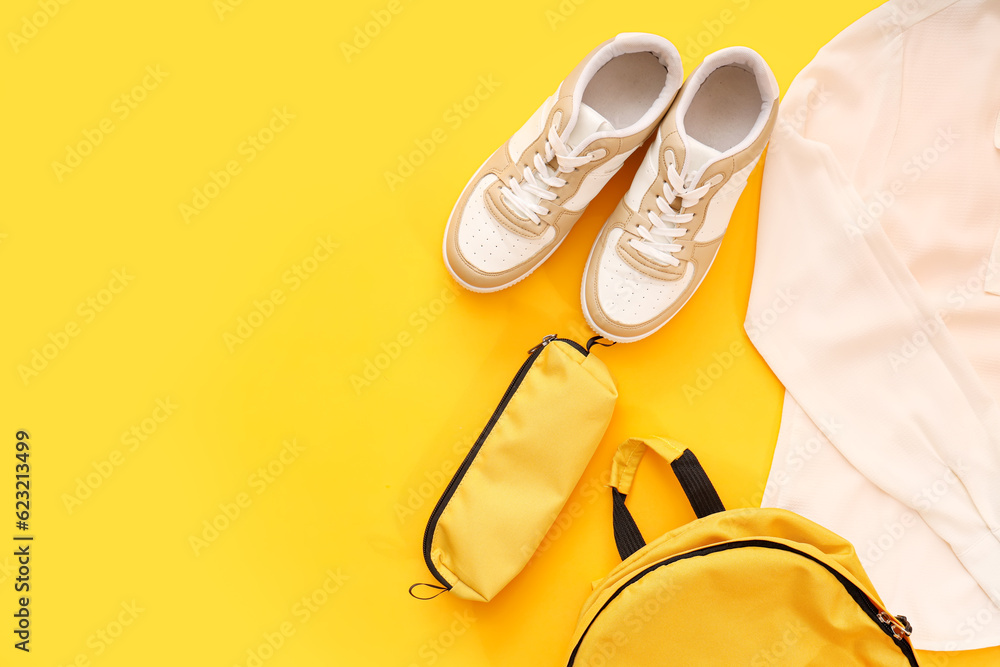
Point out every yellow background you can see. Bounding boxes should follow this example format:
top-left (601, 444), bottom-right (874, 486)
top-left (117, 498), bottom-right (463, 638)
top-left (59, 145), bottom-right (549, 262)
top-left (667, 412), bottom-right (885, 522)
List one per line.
top-left (1, 0), bottom-right (995, 664)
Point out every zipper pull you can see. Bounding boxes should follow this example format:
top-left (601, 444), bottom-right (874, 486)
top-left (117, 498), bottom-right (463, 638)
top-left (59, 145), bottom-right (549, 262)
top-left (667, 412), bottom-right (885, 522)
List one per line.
top-left (877, 611), bottom-right (912, 639)
top-left (586, 335), bottom-right (615, 352)
top-left (527, 334), bottom-right (558, 355)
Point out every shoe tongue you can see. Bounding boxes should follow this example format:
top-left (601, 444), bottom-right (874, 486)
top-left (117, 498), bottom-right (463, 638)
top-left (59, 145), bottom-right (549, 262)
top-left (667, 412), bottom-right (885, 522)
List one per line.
top-left (682, 135), bottom-right (723, 174)
top-left (566, 104), bottom-right (614, 152)
top-left (504, 104), bottom-right (612, 218)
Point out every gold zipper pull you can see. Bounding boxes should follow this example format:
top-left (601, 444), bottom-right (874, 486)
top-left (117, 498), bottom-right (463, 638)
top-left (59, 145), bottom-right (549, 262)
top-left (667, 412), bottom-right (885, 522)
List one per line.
top-left (877, 611), bottom-right (912, 639)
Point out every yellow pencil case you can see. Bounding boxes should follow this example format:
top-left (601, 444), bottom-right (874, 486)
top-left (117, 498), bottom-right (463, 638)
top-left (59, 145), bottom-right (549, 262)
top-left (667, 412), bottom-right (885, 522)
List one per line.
top-left (413, 334), bottom-right (618, 602)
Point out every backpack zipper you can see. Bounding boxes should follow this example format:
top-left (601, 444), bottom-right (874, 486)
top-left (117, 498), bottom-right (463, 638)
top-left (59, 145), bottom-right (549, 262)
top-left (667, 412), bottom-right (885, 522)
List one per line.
top-left (420, 335), bottom-right (587, 589)
top-left (567, 539), bottom-right (918, 665)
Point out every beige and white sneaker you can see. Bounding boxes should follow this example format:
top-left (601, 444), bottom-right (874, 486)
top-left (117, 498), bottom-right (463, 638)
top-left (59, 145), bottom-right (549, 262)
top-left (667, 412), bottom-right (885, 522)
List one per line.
top-left (582, 47), bottom-right (779, 342)
top-left (443, 33), bottom-right (683, 293)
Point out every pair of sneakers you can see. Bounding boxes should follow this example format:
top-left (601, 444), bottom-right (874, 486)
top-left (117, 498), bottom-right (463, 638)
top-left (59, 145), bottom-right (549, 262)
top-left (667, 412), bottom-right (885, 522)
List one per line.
top-left (442, 33), bottom-right (779, 343)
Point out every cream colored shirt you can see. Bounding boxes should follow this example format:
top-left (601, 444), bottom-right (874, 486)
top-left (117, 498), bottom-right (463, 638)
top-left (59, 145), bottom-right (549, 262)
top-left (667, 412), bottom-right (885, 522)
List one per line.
top-left (747, 0), bottom-right (1000, 651)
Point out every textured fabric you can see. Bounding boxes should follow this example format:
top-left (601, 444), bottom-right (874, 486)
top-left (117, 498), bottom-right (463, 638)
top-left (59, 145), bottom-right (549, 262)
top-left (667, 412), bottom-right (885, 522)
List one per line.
top-left (748, 0), bottom-right (1000, 651)
top-left (567, 437), bottom-right (917, 665)
top-left (422, 339), bottom-right (617, 602)
top-left (670, 449), bottom-right (726, 518)
top-left (610, 488), bottom-right (646, 560)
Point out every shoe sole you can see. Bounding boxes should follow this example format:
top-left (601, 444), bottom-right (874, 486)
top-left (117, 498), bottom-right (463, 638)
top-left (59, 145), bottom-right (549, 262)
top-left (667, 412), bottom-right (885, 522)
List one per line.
top-left (580, 227), bottom-right (724, 344)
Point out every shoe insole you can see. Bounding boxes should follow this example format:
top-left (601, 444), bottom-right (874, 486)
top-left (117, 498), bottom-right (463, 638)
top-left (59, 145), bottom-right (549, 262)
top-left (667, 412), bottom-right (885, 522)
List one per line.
top-left (582, 52), bottom-right (668, 130)
top-left (684, 65), bottom-right (763, 152)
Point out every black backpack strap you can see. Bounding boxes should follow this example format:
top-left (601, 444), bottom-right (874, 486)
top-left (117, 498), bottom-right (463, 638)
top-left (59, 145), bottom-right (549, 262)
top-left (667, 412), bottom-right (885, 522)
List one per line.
top-left (671, 449), bottom-right (726, 518)
top-left (612, 487), bottom-right (647, 560)
top-left (610, 437), bottom-right (725, 561)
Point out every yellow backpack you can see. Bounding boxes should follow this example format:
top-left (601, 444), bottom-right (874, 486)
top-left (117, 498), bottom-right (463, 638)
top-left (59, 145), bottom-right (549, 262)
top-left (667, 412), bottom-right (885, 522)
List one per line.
top-left (566, 436), bottom-right (919, 666)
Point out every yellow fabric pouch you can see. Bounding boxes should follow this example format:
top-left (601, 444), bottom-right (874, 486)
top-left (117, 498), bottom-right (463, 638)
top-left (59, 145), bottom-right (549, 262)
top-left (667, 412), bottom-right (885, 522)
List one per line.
top-left (567, 436), bottom-right (919, 665)
top-left (414, 334), bottom-right (618, 602)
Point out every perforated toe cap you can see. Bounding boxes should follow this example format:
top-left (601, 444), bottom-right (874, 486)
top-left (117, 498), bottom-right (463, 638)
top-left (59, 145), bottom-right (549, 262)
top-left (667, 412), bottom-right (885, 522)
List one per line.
top-left (455, 176), bottom-right (556, 275)
top-left (594, 229), bottom-right (694, 326)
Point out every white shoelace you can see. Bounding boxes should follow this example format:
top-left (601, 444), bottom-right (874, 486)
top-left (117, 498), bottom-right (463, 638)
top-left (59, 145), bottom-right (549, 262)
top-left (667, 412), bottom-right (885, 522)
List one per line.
top-left (499, 123), bottom-right (596, 224)
top-left (630, 160), bottom-right (717, 266)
